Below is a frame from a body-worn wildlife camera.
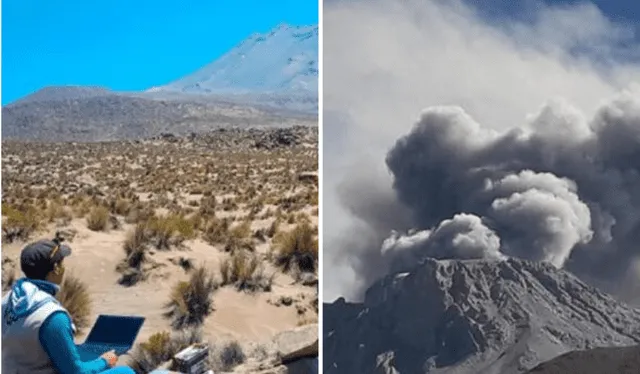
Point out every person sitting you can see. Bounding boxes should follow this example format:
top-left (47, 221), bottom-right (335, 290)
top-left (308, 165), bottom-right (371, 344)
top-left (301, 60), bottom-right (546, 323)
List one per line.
top-left (2, 234), bottom-right (136, 374)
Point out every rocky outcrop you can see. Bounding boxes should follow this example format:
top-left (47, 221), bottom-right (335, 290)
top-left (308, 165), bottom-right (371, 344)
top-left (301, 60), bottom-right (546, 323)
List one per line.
top-left (273, 324), bottom-right (318, 363)
top-left (526, 345), bottom-right (640, 374)
top-left (232, 324), bottom-right (318, 374)
top-left (324, 258), bottom-right (640, 374)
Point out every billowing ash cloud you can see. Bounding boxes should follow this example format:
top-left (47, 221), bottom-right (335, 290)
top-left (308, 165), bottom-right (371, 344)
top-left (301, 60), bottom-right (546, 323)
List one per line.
top-left (335, 86), bottom-right (640, 301)
top-left (323, 0), bottom-right (640, 302)
top-left (381, 213), bottom-right (504, 274)
top-left (386, 104), bottom-right (597, 269)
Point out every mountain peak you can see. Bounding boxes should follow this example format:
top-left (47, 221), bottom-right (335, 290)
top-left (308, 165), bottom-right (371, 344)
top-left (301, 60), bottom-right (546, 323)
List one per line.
top-left (325, 258), bottom-right (640, 374)
top-left (152, 23), bottom-right (318, 104)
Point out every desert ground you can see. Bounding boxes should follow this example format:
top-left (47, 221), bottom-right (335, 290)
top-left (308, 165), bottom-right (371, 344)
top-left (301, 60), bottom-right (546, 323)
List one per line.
top-left (1, 126), bottom-right (318, 373)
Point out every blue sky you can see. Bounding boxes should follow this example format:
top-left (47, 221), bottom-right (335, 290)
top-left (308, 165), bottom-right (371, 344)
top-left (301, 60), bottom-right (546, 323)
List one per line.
top-left (477, 0), bottom-right (640, 23)
top-left (2, 0), bottom-right (318, 105)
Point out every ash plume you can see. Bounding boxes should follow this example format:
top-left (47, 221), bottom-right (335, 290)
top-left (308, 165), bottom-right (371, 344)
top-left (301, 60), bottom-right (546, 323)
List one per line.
top-left (338, 85), bottom-right (640, 300)
top-left (323, 0), bottom-right (640, 302)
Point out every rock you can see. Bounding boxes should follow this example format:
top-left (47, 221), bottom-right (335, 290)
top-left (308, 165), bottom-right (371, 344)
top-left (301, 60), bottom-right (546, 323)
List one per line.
top-left (298, 272), bottom-right (318, 287)
top-left (298, 172), bottom-right (318, 184)
top-left (238, 365), bottom-right (288, 374)
top-left (526, 345), bottom-right (640, 374)
top-left (286, 357), bottom-right (319, 374)
top-left (296, 305), bottom-right (307, 315)
top-left (271, 296), bottom-right (294, 307)
top-left (273, 324), bottom-right (318, 363)
top-left (57, 228), bottom-right (78, 241)
top-left (160, 133), bottom-right (178, 143)
top-left (230, 355), bottom-right (286, 374)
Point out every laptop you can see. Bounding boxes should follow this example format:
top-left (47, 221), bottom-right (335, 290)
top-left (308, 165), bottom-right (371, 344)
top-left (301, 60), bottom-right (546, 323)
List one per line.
top-left (76, 315), bottom-right (145, 361)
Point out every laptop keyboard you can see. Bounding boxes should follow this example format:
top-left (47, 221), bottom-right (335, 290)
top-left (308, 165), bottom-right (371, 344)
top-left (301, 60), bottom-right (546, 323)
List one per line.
top-left (78, 343), bottom-right (129, 359)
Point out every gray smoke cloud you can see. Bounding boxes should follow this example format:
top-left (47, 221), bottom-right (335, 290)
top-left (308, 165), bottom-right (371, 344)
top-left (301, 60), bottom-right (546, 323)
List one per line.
top-left (323, 0), bottom-right (640, 302)
top-left (381, 213), bottom-right (504, 274)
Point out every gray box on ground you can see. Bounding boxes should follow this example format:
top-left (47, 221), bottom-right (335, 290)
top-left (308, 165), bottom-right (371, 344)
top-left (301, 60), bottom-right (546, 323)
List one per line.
top-left (173, 344), bottom-right (209, 374)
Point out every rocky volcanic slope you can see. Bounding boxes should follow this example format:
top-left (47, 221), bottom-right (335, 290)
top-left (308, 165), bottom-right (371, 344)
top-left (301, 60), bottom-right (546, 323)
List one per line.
top-left (525, 345), bottom-right (640, 374)
top-left (323, 258), bottom-right (640, 374)
top-left (155, 24), bottom-right (318, 96)
top-left (2, 91), bottom-right (315, 143)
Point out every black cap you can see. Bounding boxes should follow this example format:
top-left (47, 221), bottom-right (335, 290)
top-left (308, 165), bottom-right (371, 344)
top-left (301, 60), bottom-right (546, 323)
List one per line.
top-left (20, 236), bottom-right (72, 280)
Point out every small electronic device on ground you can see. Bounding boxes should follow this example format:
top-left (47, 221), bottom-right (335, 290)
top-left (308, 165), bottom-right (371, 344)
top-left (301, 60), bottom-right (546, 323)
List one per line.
top-left (173, 344), bottom-right (210, 374)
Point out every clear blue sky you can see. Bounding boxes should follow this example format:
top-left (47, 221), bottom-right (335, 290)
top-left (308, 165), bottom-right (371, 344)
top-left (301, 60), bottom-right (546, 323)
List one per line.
top-left (2, 0), bottom-right (318, 105)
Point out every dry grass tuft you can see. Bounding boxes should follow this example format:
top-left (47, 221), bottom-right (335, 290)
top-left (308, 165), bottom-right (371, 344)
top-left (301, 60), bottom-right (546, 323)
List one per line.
top-left (86, 206), bottom-right (110, 231)
top-left (208, 340), bottom-right (246, 372)
top-left (272, 222), bottom-right (318, 274)
top-left (203, 218), bottom-right (230, 245)
top-left (128, 329), bottom-right (202, 374)
top-left (220, 250), bottom-right (272, 293)
top-left (56, 274), bottom-right (92, 335)
top-left (164, 266), bottom-right (217, 329)
top-left (146, 215), bottom-right (196, 250)
top-left (2, 204), bottom-right (41, 243)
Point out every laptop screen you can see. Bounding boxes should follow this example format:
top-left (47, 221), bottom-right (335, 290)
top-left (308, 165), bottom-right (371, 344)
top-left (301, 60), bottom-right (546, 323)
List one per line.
top-left (86, 315), bottom-right (145, 346)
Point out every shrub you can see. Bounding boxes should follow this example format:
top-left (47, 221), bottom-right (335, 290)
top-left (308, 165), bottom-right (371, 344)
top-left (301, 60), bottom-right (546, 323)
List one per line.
top-left (203, 218), bottom-right (230, 245)
top-left (45, 202), bottom-right (72, 226)
top-left (116, 224), bottom-right (149, 286)
top-left (297, 314), bottom-right (318, 326)
top-left (2, 204), bottom-right (40, 243)
top-left (129, 329), bottom-right (202, 374)
top-left (123, 224), bottom-right (148, 258)
top-left (56, 274), bottom-right (92, 335)
top-left (199, 195), bottom-right (217, 216)
top-left (229, 220), bottom-right (251, 239)
top-left (113, 198), bottom-right (132, 216)
top-left (208, 341), bottom-right (245, 372)
top-left (272, 222), bottom-right (318, 274)
top-left (223, 236), bottom-right (255, 254)
top-left (118, 268), bottom-right (146, 287)
top-left (266, 219), bottom-right (279, 239)
top-left (220, 251), bottom-right (272, 293)
top-left (164, 266), bottom-right (217, 329)
top-left (147, 215), bottom-right (197, 250)
top-left (2, 257), bottom-right (17, 292)
top-left (86, 206), bottom-right (110, 231)
top-left (140, 331), bottom-right (172, 360)
top-left (125, 205), bottom-right (155, 224)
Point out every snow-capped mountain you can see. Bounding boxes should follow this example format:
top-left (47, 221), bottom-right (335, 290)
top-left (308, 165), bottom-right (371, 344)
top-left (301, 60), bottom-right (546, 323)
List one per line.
top-left (150, 23), bottom-right (318, 113)
top-left (324, 258), bottom-right (640, 374)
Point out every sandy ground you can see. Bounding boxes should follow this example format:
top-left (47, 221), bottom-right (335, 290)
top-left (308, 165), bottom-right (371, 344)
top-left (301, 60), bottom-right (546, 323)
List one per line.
top-left (2, 219), bottom-right (313, 348)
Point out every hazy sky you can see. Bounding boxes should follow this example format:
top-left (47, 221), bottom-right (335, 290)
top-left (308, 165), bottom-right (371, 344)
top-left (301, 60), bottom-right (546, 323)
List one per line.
top-left (2, 0), bottom-right (318, 104)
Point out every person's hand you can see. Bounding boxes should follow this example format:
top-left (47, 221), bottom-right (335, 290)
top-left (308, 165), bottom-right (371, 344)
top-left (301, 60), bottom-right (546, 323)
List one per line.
top-left (101, 350), bottom-right (118, 367)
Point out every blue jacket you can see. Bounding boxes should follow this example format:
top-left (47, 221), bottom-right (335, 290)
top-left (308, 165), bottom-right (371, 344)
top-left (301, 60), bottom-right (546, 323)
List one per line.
top-left (5, 278), bottom-right (110, 374)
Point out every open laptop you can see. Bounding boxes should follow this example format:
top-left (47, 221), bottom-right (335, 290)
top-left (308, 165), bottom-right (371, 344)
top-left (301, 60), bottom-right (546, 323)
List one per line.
top-left (77, 315), bottom-right (145, 361)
